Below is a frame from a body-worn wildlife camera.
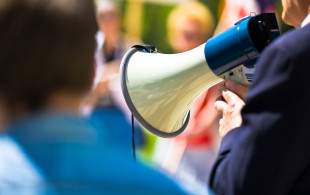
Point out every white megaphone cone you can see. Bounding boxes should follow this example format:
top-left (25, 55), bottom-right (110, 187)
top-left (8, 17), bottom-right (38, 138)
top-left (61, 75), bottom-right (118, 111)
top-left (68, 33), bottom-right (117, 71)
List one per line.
top-left (121, 13), bottom-right (280, 138)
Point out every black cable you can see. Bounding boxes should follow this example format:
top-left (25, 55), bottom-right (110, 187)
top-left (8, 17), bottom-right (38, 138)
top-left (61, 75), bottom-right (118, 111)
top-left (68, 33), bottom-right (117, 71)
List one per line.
top-left (131, 114), bottom-right (136, 161)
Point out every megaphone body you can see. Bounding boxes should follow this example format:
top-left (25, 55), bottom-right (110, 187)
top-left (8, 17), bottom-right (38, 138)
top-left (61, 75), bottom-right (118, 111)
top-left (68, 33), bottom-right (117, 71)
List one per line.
top-left (121, 13), bottom-right (280, 138)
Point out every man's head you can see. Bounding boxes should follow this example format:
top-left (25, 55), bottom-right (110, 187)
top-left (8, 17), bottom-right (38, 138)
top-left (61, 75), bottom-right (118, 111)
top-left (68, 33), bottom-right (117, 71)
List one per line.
top-left (281, 0), bottom-right (310, 27)
top-left (167, 2), bottom-right (214, 53)
top-left (0, 0), bottom-right (98, 117)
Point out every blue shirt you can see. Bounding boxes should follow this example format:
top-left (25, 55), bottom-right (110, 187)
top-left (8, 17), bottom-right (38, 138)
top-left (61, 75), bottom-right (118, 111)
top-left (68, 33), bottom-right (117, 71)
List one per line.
top-left (2, 112), bottom-right (186, 194)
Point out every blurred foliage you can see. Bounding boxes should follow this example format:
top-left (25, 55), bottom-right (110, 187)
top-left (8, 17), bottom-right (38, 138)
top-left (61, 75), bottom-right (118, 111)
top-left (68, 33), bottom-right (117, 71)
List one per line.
top-left (199, 0), bottom-right (221, 22)
top-left (141, 3), bottom-right (175, 53)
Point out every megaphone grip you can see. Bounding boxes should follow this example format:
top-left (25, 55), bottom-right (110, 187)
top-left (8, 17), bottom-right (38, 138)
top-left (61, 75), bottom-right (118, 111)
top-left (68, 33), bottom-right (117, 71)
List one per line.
top-left (221, 65), bottom-right (251, 87)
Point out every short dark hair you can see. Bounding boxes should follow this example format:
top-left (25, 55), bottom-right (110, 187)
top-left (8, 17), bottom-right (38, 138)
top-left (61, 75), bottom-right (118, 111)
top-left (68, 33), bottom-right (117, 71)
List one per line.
top-left (0, 0), bottom-right (98, 111)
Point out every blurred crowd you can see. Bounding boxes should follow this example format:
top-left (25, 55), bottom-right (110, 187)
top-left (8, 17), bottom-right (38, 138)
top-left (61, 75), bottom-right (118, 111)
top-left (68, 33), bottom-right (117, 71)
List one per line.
top-left (0, 0), bottom-right (281, 194)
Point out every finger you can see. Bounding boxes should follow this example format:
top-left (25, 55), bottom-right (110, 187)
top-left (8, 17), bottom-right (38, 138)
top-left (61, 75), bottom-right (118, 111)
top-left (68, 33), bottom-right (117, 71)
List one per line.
top-left (222, 90), bottom-right (245, 108)
top-left (218, 118), bottom-right (226, 137)
top-left (218, 85), bottom-right (227, 94)
top-left (225, 80), bottom-right (248, 101)
top-left (214, 100), bottom-right (229, 114)
top-left (219, 118), bottom-right (224, 127)
top-left (218, 81), bottom-right (226, 92)
top-left (222, 90), bottom-right (241, 104)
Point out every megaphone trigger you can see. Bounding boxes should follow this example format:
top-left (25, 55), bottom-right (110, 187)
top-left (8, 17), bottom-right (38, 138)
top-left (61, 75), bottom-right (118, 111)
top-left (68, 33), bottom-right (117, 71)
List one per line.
top-left (220, 65), bottom-right (251, 87)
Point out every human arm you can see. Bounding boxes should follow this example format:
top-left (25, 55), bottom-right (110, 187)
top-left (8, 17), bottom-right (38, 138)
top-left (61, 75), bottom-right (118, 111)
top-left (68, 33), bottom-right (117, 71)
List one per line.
top-left (209, 40), bottom-right (310, 194)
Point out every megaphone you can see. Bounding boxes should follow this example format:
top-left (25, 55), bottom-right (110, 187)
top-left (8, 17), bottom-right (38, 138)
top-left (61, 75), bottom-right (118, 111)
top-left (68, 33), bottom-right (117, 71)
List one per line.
top-left (121, 13), bottom-right (280, 138)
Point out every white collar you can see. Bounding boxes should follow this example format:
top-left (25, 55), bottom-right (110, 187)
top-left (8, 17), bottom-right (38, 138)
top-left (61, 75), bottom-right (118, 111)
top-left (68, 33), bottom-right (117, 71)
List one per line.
top-left (301, 14), bottom-right (310, 27)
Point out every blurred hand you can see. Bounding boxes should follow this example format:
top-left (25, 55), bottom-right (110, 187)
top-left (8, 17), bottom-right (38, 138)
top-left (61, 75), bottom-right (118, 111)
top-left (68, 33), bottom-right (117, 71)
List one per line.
top-left (215, 81), bottom-right (249, 138)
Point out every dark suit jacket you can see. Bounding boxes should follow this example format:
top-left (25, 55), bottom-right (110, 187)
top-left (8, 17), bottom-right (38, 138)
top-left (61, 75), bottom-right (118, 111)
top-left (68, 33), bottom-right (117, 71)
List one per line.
top-left (210, 24), bottom-right (310, 195)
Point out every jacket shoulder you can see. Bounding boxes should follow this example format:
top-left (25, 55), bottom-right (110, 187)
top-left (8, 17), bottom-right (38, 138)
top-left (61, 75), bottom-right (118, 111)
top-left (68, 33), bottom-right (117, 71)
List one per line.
top-left (266, 24), bottom-right (310, 58)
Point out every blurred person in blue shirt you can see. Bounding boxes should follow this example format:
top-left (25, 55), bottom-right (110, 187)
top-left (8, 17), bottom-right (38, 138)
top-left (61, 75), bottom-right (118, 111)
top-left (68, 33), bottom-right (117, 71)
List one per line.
top-left (0, 0), bottom-right (186, 194)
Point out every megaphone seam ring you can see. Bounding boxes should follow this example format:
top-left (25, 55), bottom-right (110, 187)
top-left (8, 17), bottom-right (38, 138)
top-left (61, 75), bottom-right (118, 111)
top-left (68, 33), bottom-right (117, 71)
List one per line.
top-left (120, 46), bottom-right (190, 139)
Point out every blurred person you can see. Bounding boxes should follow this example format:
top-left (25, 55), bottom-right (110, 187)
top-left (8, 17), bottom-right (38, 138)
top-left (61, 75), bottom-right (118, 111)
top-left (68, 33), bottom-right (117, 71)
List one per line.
top-left (93, 0), bottom-right (123, 104)
top-left (0, 0), bottom-right (187, 194)
top-left (85, 0), bottom-right (143, 153)
top-left (167, 1), bottom-right (214, 53)
top-left (210, 0), bottom-right (310, 194)
top-left (92, 0), bottom-right (138, 109)
top-left (153, 1), bottom-right (220, 186)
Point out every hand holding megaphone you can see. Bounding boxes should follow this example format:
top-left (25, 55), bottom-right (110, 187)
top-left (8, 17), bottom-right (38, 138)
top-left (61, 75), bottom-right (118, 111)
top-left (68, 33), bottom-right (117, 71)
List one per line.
top-left (121, 13), bottom-right (280, 138)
